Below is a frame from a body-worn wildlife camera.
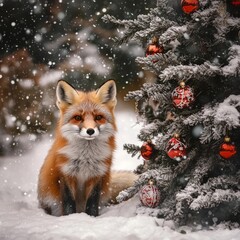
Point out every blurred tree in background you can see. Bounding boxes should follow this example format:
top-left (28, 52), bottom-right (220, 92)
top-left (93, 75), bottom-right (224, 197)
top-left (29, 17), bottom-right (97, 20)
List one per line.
top-left (0, 0), bottom-right (154, 156)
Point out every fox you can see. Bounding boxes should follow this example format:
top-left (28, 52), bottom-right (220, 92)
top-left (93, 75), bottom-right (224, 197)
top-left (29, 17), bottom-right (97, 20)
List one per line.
top-left (37, 80), bottom-right (137, 217)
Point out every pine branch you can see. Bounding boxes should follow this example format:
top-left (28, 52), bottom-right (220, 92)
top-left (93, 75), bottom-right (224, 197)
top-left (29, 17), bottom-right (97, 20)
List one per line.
top-left (131, 17), bottom-right (176, 42)
top-left (192, 5), bottom-right (219, 27)
top-left (184, 95), bottom-right (240, 143)
top-left (173, 157), bottom-right (215, 223)
top-left (102, 14), bottom-right (152, 44)
top-left (103, 6), bottom-right (177, 44)
top-left (138, 114), bottom-right (176, 141)
top-left (159, 25), bottom-right (187, 45)
top-left (144, 82), bottom-right (172, 102)
top-left (135, 51), bottom-right (179, 74)
top-left (159, 62), bottom-right (222, 82)
top-left (222, 45), bottom-right (240, 76)
top-left (156, 148), bottom-right (200, 220)
top-left (138, 121), bottom-right (161, 141)
top-left (173, 147), bottom-right (198, 177)
top-left (189, 173), bottom-right (240, 211)
top-left (123, 144), bottom-right (141, 158)
top-left (124, 89), bottom-right (145, 102)
top-left (190, 189), bottom-right (240, 211)
top-left (214, 13), bottom-right (240, 41)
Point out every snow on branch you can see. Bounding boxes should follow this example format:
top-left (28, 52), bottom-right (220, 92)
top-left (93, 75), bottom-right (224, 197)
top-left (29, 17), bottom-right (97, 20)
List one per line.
top-left (215, 95), bottom-right (240, 128)
top-left (103, 8), bottom-right (176, 44)
top-left (102, 14), bottom-right (150, 28)
top-left (159, 26), bottom-right (187, 45)
top-left (144, 83), bottom-right (172, 102)
top-left (102, 14), bottom-right (152, 43)
top-left (225, 16), bottom-right (240, 30)
top-left (125, 82), bottom-right (171, 106)
top-left (222, 45), bottom-right (240, 76)
top-left (216, 15), bottom-right (240, 41)
top-left (124, 89), bottom-right (145, 102)
top-left (184, 95), bottom-right (240, 143)
top-left (174, 157), bottom-right (215, 221)
top-left (131, 17), bottom-right (176, 43)
top-left (190, 189), bottom-right (240, 211)
top-left (192, 6), bottom-right (218, 26)
top-left (159, 62), bottom-right (221, 82)
top-left (138, 121), bottom-right (161, 141)
top-left (190, 173), bottom-right (240, 211)
top-left (136, 51), bottom-right (179, 74)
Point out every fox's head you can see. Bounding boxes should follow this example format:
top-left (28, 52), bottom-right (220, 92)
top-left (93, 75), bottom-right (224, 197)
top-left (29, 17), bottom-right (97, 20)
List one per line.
top-left (56, 80), bottom-right (117, 141)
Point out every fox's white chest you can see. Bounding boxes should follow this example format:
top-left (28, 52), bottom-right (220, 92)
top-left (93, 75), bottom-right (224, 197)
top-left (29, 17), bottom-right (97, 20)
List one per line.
top-left (59, 139), bottom-right (112, 181)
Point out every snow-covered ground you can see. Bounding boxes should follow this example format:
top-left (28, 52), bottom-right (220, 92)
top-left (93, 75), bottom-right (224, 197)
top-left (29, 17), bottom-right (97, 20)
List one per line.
top-left (0, 111), bottom-right (239, 240)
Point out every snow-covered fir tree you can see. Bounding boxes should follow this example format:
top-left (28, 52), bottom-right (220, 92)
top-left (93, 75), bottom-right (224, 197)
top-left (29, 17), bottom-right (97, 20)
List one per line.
top-left (103, 0), bottom-right (240, 227)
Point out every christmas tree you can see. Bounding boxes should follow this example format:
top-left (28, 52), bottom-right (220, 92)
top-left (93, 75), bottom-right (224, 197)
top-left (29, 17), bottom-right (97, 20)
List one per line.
top-left (103, 0), bottom-right (240, 227)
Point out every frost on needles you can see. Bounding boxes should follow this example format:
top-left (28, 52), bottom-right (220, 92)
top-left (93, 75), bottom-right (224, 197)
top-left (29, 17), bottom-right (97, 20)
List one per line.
top-left (104, 0), bottom-right (240, 227)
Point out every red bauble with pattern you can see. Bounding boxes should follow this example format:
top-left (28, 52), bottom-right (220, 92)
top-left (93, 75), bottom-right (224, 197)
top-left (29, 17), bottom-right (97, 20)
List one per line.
top-left (167, 137), bottom-right (187, 161)
top-left (181, 0), bottom-right (199, 14)
top-left (219, 142), bottom-right (237, 159)
top-left (172, 85), bottom-right (194, 109)
top-left (139, 183), bottom-right (160, 208)
top-left (141, 142), bottom-right (154, 160)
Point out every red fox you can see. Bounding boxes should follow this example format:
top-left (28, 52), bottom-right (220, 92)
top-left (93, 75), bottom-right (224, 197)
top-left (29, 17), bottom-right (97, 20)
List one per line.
top-left (37, 80), bottom-right (136, 217)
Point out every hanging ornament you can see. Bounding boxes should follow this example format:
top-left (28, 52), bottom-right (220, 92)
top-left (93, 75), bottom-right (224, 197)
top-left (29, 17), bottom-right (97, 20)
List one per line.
top-left (166, 134), bottom-right (187, 161)
top-left (219, 136), bottom-right (237, 159)
top-left (146, 36), bottom-right (164, 61)
top-left (181, 0), bottom-right (199, 14)
top-left (139, 179), bottom-right (160, 208)
top-left (140, 140), bottom-right (155, 160)
top-left (172, 81), bottom-right (195, 109)
top-left (226, 0), bottom-right (240, 17)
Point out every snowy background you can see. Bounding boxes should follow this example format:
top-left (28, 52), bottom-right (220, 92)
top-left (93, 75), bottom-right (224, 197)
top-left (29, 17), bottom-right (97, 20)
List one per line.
top-left (0, 109), bottom-right (240, 240)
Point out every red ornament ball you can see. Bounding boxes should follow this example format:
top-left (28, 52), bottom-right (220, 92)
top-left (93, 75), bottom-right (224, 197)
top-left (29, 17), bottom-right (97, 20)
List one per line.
top-left (181, 0), bottom-right (199, 14)
top-left (146, 43), bottom-right (164, 57)
top-left (219, 137), bottom-right (237, 159)
top-left (146, 37), bottom-right (164, 61)
top-left (141, 142), bottom-right (154, 160)
top-left (167, 136), bottom-right (187, 161)
top-left (172, 82), bottom-right (195, 109)
top-left (139, 181), bottom-right (160, 208)
top-left (232, 0), bottom-right (240, 5)
top-left (227, 0), bottom-right (240, 17)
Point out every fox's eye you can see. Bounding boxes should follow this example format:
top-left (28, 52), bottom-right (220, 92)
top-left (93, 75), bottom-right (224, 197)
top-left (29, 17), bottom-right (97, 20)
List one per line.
top-left (95, 115), bottom-right (103, 121)
top-left (74, 115), bottom-right (82, 121)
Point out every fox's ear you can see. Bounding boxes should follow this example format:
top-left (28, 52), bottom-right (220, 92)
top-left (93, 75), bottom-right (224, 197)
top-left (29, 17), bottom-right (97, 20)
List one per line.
top-left (96, 80), bottom-right (117, 107)
top-left (56, 80), bottom-right (78, 109)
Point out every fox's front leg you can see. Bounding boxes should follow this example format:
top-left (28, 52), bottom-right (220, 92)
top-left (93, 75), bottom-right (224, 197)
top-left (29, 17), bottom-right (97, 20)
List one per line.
top-left (75, 179), bottom-right (102, 216)
top-left (86, 183), bottom-right (101, 216)
top-left (75, 183), bottom-right (88, 213)
top-left (59, 178), bottom-right (76, 215)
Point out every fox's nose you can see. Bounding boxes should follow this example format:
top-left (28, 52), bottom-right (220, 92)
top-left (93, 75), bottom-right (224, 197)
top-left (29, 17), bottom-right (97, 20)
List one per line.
top-left (86, 128), bottom-right (95, 136)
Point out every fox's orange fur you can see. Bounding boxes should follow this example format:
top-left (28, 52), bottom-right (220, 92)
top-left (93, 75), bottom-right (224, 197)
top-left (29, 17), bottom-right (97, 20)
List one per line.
top-left (37, 80), bottom-right (133, 216)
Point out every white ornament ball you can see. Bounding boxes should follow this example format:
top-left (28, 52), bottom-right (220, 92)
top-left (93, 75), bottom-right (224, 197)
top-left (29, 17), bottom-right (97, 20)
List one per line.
top-left (139, 183), bottom-right (160, 208)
